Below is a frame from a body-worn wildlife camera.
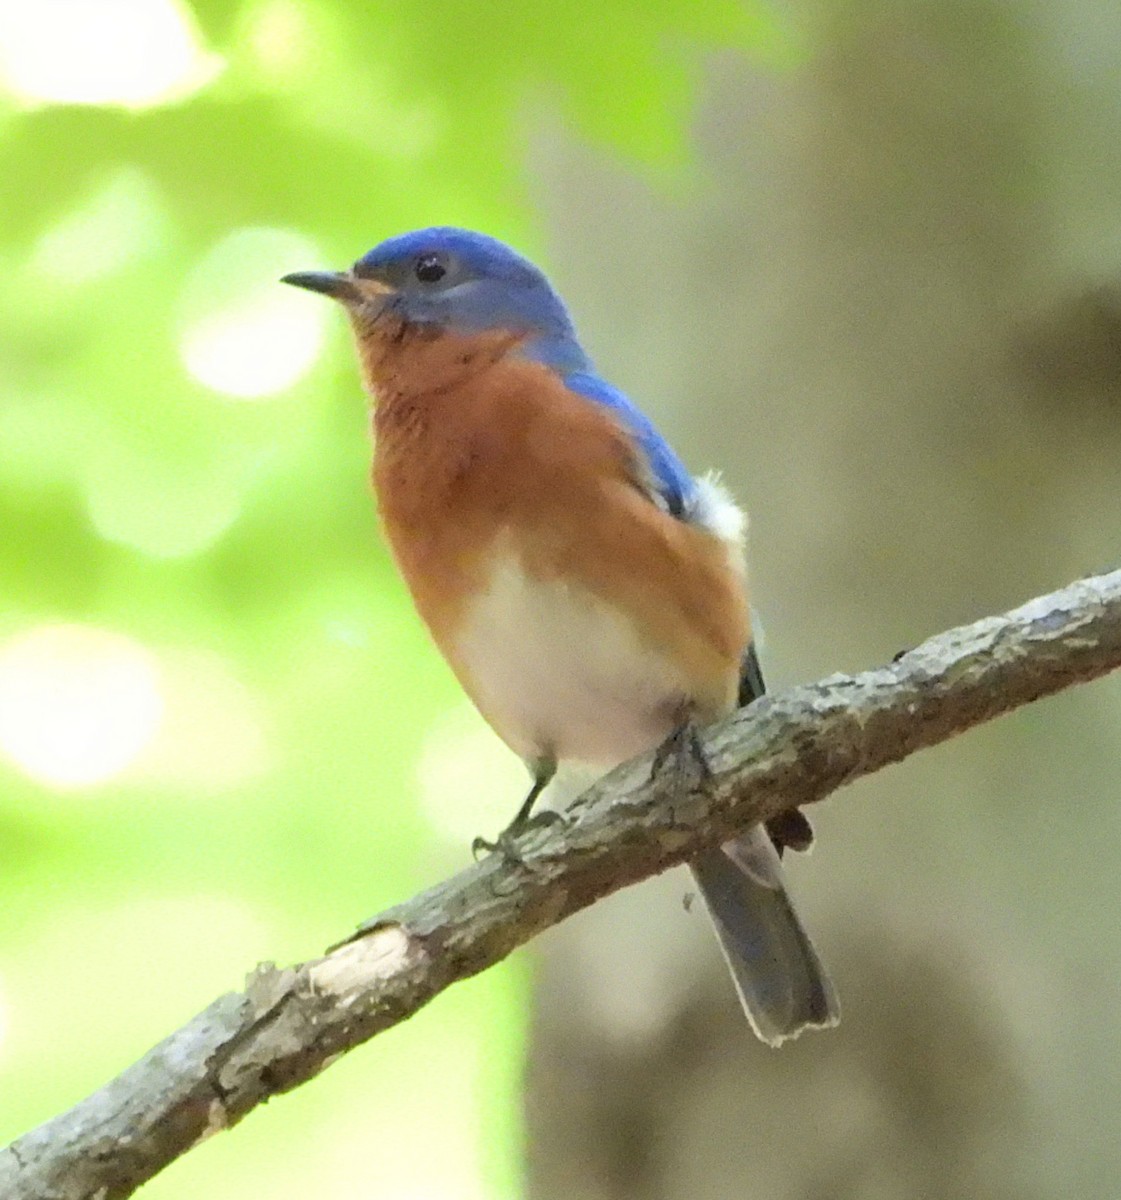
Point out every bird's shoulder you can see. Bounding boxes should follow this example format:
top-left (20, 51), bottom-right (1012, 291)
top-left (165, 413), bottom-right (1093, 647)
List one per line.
top-left (562, 370), bottom-right (695, 517)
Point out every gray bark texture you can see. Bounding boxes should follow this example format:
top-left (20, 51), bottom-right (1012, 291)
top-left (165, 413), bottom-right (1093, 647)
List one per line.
top-left (2, 568), bottom-right (1120, 1200)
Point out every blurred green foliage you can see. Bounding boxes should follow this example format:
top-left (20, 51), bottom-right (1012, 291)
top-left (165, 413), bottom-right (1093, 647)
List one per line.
top-left (0, 1), bottom-right (787, 1194)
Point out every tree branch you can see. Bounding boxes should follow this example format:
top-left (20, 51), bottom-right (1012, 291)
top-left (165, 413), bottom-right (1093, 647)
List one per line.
top-left (4, 569), bottom-right (1121, 1200)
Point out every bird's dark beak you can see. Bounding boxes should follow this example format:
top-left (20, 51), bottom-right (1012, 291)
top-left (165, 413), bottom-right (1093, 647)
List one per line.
top-left (281, 270), bottom-right (361, 303)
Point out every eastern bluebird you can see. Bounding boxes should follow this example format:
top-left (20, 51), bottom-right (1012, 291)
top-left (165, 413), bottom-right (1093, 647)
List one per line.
top-left (283, 228), bottom-right (839, 1045)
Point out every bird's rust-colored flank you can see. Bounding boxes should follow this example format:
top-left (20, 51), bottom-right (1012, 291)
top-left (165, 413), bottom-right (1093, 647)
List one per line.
top-left (348, 312), bottom-right (750, 719)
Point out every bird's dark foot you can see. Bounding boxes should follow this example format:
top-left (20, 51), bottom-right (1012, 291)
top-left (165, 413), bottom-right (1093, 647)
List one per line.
top-left (473, 755), bottom-right (559, 862)
top-left (471, 809), bottom-right (568, 863)
top-left (766, 807), bottom-right (815, 855)
top-left (651, 719), bottom-right (712, 793)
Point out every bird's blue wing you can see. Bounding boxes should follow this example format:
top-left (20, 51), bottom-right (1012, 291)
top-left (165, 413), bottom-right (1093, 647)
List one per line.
top-left (564, 371), bottom-right (695, 517)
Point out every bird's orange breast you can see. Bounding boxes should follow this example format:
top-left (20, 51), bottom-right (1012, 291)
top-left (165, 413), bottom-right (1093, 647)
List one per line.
top-left (352, 316), bottom-right (751, 728)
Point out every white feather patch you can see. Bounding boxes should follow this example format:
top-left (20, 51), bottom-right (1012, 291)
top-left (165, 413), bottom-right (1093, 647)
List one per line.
top-left (455, 550), bottom-right (689, 767)
top-left (687, 472), bottom-right (747, 568)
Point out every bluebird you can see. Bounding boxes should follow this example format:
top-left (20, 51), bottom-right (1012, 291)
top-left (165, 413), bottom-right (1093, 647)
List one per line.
top-left (283, 228), bottom-right (839, 1045)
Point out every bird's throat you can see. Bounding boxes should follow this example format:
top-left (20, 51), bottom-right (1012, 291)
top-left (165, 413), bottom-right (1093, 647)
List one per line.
top-left (349, 312), bottom-right (526, 405)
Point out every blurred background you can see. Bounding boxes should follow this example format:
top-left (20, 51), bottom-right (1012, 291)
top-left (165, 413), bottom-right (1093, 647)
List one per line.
top-left (2, 0), bottom-right (1121, 1196)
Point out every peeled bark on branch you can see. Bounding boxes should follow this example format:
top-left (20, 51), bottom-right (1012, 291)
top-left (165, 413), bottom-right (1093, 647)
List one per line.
top-left (3, 569), bottom-right (1121, 1200)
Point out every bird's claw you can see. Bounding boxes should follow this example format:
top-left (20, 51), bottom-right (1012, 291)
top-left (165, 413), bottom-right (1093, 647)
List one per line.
top-left (471, 809), bottom-right (569, 863)
top-left (651, 720), bottom-right (712, 792)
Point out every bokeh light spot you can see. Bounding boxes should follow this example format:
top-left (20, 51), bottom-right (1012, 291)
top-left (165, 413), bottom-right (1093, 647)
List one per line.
top-left (28, 168), bottom-right (169, 285)
top-left (0, 0), bottom-right (222, 109)
top-left (178, 227), bottom-right (330, 399)
top-left (417, 705), bottom-right (527, 844)
top-left (0, 625), bottom-right (163, 789)
top-left (0, 974), bottom-right (9, 1063)
top-left (244, 0), bottom-right (319, 77)
top-left (130, 649), bottom-right (270, 791)
top-left (84, 448), bottom-right (249, 560)
top-left (234, 0), bottom-right (437, 159)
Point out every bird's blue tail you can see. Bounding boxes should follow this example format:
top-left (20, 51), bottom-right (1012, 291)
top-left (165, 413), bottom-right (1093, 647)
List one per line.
top-left (690, 825), bottom-right (839, 1045)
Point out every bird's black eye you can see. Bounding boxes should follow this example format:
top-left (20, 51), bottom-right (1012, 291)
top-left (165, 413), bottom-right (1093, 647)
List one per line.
top-left (414, 254), bottom-right (447, 284)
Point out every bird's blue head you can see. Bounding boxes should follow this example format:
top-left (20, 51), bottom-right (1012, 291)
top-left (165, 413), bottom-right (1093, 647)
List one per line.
top-left (283, 227), bottom-right (591, 374)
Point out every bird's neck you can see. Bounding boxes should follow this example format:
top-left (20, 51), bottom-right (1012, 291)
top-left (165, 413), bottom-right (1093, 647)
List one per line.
top-left (348, 310), bottom-right (591, 401)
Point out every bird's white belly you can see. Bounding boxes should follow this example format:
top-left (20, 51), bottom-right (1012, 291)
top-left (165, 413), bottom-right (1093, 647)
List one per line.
top-left (454, 554), bottom-right (688, 767)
